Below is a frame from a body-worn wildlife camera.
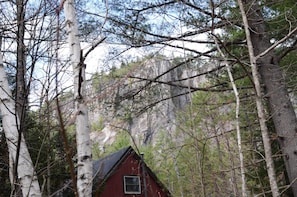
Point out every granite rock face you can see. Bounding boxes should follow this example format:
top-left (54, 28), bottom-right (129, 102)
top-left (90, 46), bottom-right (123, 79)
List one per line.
top-left (86, 57), bottom-right (210, 148)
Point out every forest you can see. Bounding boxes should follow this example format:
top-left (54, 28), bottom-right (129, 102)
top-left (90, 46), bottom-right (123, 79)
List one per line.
top-left (0, 0), bottom-right (297, 196)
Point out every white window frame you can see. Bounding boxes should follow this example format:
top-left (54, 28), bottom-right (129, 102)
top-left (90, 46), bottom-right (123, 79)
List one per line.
top-left (123, 175), bottom-right (141, 194)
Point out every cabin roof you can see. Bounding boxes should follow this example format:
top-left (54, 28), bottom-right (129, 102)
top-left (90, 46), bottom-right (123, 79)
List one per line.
top-left (93, 146), bottom-right (131, 179)
top-left (92, 146), bottom-right (172, 196)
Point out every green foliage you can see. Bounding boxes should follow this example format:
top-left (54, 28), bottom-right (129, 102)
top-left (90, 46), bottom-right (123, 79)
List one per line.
top-left (90, 72), bottom-right (104, 93)
top-left (264, 0), bottom-right (297, 40)
top-left (105, 131), bottom-right (131, 152)
top-left (92, 130), bottom-right (131, 160)
top-left (218, 2), bottom-right (293, 195)
top-left (91, 117), bottom-right (105, 132)
top-left (121, 110), bottom-right (133, 123)
top-left (59, 91), bottom-right (74, 103)
top-left (149, 76), bottom-right (290, 196)
top-left (90, 59), bottom-right (141, 94)
top-left (137, 144), bottom-right (156, 168)
top-left (24, 111), bottom-right (76, 196)
top-left (279, 51), bottom-right (297, 92)
top-left (146, 90), bottom-right (238, 196)
top-left (109, 59), bottom-right (141, 77)
top-left (2, 0), bottom-right (295, 195)
top-left (92, 141), bottom-right (102, 160)
top-left (0, 133), bottom-right (11, 196)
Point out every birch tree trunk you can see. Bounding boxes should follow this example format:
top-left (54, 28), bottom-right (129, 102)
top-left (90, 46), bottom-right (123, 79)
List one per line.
top-left (237, 1), bottom-right (280, 196)
top-left (64, 0), bottom-right (93, 196)
top-left (0, 41), bottom-right (41, 197)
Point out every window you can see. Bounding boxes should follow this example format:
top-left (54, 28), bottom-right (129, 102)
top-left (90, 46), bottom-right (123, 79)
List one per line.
top-left (123, 176), bottom-right (141, 194)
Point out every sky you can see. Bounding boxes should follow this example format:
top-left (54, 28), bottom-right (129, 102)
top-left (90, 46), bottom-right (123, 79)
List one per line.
top-left (27, 29), bottom-right (209, 109)
top-left (0, 0), bottom-right (210, 110)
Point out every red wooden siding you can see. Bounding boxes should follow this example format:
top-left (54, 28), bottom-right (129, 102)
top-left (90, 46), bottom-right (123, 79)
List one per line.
top-left (98, 152), bottom-right (169, 197)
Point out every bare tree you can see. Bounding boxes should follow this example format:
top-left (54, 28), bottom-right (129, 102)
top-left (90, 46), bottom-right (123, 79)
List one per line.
top-left (63, 0), bottom-right (93, 195)
top-left (0, 37), bottom-right (41, 197)
top-left (213, 34), bottom-right (248, 196)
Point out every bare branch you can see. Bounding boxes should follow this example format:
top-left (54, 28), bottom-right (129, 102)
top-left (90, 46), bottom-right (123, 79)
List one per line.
top-left (255, 26), bottom-right (297, 60)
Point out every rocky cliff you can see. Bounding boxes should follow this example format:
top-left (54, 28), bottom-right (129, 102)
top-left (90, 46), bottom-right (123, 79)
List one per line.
top-left (86, 57), bottom-right (211, 149)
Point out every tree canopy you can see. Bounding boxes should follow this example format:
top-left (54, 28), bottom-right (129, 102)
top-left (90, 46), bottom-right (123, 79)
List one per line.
top-left (0, 0), bottom-right (296, 196)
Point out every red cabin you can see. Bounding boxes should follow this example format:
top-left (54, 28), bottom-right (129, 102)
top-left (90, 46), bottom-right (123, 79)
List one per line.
top-left (93, 146), bottom-right (171, 197)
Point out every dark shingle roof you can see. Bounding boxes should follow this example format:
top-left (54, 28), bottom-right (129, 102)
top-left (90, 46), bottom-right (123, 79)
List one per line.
top-left (93, 146), bottom-right (132, 180)
top-left (92, 146), bottom-right (172, 196)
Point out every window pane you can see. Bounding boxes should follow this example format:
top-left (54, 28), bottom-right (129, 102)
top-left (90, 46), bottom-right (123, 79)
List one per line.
top-left (126, 185), bottom-right (139, 192)
top-left (126, 177), bottom-right (138, 185)
top-left (124, 176), bottom-right (141, 194)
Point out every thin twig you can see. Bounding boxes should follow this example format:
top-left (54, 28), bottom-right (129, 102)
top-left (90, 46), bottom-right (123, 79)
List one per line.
top-left (255, 26), bottom-right (297, 60)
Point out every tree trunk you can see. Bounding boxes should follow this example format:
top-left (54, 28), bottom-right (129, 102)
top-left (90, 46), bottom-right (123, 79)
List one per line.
top-left (16, 0), bottom-right (27, 119)
top-left (225, 136), bottom-right (239, 197)
top-left (15, 1), bottom-right (29, 195)
top-left (173, 154), bottom-right (184, 197)
top-left (245, 1), bottom-right (297, 196)
top-left (0, 41), bottom-right (41, 197)
top-left (238, 1), bottom-right (280, 196)
top-left (64, 0), bottom-right (93, 196)
top-left (213, 36), bottom-right (248, 197)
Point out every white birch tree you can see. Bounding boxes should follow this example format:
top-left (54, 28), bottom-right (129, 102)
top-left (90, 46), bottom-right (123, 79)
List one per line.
top-left (63, 0), bottom-right (93, 196)
top-left (0, 39), bottom-right (41, 197)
